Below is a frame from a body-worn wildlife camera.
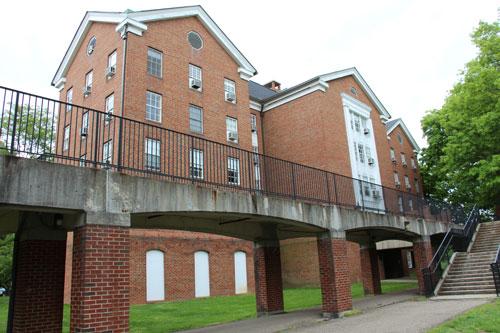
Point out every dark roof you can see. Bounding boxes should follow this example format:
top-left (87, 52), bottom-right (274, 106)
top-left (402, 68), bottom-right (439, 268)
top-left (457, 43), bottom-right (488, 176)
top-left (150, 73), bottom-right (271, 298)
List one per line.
top-left (248, 81), bottom-right (277, 101)
top-left (385, 118), bottom-right (399, 130)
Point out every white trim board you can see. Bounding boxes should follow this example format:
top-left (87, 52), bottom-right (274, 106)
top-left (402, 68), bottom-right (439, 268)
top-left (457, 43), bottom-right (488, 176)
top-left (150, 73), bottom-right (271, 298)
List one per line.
top-left (52, 6), bottom-right (257, 87)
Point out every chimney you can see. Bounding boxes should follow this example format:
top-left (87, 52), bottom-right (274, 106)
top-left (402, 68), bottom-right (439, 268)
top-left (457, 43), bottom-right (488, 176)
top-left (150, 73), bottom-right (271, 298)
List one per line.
top-left (264, 80), bottom-right (281, 91)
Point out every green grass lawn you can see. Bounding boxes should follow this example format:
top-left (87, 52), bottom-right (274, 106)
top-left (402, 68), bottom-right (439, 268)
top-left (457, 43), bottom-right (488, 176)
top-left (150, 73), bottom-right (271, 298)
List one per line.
top-left (428, 299), bottom-right (500, 333)
top-left (0, 281), bottom-right (417, 333)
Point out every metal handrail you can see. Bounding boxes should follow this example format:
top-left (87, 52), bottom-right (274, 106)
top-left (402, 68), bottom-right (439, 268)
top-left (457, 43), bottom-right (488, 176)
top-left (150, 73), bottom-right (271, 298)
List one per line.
top-left (0, 85), bottom-right (466, 222)
top-left (491, 245), bottom-right (500, 297)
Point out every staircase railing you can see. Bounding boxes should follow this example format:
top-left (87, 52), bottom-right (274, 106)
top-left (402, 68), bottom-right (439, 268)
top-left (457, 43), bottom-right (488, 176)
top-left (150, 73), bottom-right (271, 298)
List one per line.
top-left (491, 245), bottom-right (500, 297)
top-left (422, 205), bottom-right (480, 296)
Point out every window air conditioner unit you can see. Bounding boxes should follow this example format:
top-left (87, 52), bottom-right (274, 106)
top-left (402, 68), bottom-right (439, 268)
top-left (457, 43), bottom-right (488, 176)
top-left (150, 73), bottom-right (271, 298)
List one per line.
top-left (225, 91), bottom-right (236, 102)
top-left (402, 161), bottom-right (407, 167)
top-left (395, 181), bottom-right (401, 188)
top-left (391, 157), bottom-right (396, 163)
top-left (368, 157), bottom-right (375, 165)
top-left (406, 184), bottom-right (412, 191)
top-left (81, 127), bottom-right (88, 137)
top-left (251, 122), bottom-right (257, 132)
top-left (372, 190), bottom-right (381, 198)
top-left (105, 112), bottom-right (113, 122)
top-left (83, 86), bottom-right (92, 97)
top-left (253, 154), bottom-right (259, 164)
top-left (190, 78), bottom-right (202, 90)
top-left (228, 131), bottom-right (238, 142)
top-left (364, 128), bottom-right (370, 135)
top-left (106, 66), bottom-right (116, 79)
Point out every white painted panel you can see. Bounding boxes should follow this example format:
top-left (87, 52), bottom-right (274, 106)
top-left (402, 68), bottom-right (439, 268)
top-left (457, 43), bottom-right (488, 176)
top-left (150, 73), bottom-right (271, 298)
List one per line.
top-left (194, 251), bottom-right (210, 297)
top-left (146, 250), bottom-right (165, 302)
top-left (234, 251), bottom-right (248, 294)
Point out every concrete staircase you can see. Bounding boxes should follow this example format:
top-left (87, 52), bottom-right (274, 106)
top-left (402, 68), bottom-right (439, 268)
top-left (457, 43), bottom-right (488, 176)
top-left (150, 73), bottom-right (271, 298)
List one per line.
top-left (438, 221), bottom-right (500, 296)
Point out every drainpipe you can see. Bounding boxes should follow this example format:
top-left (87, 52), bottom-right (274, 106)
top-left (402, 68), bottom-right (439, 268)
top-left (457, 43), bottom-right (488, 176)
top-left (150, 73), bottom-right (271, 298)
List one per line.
top-left (117, 24), bottom-right (129, 171)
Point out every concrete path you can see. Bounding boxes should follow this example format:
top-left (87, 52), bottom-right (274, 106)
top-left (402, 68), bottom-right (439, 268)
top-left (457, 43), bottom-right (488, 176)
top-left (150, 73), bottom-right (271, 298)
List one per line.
top-left (182, 290), bottom-right (488, 333)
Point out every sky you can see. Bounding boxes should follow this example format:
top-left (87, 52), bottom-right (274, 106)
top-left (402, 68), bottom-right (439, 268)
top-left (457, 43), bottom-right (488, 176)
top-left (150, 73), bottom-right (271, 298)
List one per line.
top-left (0, 0), bottom-right (497, 147)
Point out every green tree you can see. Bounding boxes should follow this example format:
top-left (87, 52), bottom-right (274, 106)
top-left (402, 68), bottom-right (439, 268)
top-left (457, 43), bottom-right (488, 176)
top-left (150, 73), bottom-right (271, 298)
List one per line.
top-left (0, 234), bottom-right (14, 292)
top-left (420, 21), bottom-right (500, 214)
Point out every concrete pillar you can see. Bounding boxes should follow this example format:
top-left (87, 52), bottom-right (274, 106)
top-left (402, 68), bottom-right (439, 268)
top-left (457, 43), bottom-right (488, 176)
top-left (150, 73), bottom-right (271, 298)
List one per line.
top-left (360, 245), bottom-right (382, 295)
top-left (9, 213), bottom-right (67, 333)
top-left (70, 213), bottom-right (130, 332)
top-left (316, 232), bottom-right (352, 318)
top-left (253, 240), bottom-right (284, 316)
top-left (413, 236), bottom-right (433, 294)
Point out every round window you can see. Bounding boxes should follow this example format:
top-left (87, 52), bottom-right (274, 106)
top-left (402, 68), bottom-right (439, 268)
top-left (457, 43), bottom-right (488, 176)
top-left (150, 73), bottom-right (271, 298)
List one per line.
top-left (188, 31), bottom-right (203, 50)
top-left (87, 36), bottom-right (96, 55)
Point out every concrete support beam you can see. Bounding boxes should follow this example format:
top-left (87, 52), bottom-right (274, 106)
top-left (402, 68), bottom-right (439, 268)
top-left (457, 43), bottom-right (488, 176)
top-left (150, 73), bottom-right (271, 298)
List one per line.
top-left (316, 231), bottom-right (352, 318)
top-left (413, 236), bottom-right (434, 295)
top-left (70, 214), bottom-right (130, 332)
top-left (360, 244), bottom-right (382, 295)
top-left (9, 213), bottom-right (67, 333)
top-left (253, 240), bottom-right (284, 316)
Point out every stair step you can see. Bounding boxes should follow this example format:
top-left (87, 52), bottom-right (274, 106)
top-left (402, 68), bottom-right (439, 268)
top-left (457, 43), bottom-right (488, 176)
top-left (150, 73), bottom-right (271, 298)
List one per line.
top-left (446, 272), bottom-right (493, 278)
top-left (442, 280), bottom-right (494, 287)
top-left (440, 285), bottom-right (495, 292)
top-left (445, 276), bottom-right (494, 283)
top-left (439, 289), bottom-right (496, 295)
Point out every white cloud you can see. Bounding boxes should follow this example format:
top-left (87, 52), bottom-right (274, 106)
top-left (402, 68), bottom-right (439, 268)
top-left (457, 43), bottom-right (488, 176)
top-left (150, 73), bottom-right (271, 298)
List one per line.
top-left (0, 0), bottom-right (497, 146)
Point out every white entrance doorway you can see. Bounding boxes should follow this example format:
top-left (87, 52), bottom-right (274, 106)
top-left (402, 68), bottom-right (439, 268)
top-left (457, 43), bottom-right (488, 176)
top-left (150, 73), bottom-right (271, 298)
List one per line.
top-left (146, 250), bottom-right (165, 302)
top-left (234, 251), bottom-right (248, 294)
top-left (194, 251), bottom-right (210, 297)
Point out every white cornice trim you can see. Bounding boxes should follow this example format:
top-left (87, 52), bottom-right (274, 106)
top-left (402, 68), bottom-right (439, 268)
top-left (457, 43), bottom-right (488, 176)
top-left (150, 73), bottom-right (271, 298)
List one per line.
top-left (340, 92), bottom-right (371, 117)
top-left (54, 78), bottom-right (66, 91)
top-left (262, 79), bottom-right (329, 112)
top-left (387, 119), bottom-right (420, 152)
top-left (116, 17), bottom-right (147, 37)
top-left (52, 6), bottom-right (257, 87)
top-left (250, 100), bottom-right (262, 111)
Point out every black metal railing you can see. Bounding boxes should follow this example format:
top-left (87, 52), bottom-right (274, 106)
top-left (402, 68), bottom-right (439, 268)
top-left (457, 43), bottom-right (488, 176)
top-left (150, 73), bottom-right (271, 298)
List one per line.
top-left (0, 86), bottom-right (465, 222)
top-left (422, 206), bottom-right (480, 296)
top-left (491, 245), bottom-right (500, 297)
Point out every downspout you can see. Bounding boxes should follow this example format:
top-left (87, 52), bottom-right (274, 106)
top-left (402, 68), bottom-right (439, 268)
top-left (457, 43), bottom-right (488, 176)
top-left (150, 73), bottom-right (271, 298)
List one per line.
top-left (117, 24), bottom-right (129, 171)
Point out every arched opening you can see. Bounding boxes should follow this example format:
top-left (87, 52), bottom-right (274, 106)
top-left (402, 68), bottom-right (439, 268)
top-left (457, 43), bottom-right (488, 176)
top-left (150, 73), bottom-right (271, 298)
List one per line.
top-left (146, 250), bottom-right (165, 302)
top-left (194, 251), bottom-right (210, 297)
top-left (234, 251), bottom-right (248, 294)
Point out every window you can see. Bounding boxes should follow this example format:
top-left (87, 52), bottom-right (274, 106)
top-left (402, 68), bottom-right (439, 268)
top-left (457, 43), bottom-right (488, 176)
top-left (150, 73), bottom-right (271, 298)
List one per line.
top-left (353, 114), bottom-right (361, 132)
top-left (79, 154), bottom-right (86, 167)
top-left (234, 251), bottom-right (248, 294)
top-left (226, 117), bottom-right (238, 143)
top-left (408, 198), bottom-right (414, 211)
top-left (188, 31), bottom-right (203, 50)
top-left (108, 50), bottom-right (117, 70)
top-left (66, 88), bottom-right (73, 112)
top-left (411, 158), bottom-right (417, 169)
top-left (401, 153), bottom-right (407, 166)
top-left (224, 79), bottom-right (236, 102)
top-left (415, 178), bottom-right (420, 194)
top-left (85, 71), bottom-right (93, 88)
top-left (105, 94), bottom-right (114, 123)
top-left (189, 64), bottom-right (202, 91)
top-left (390, 148), bottom-right (396, 161)
top-left (353, 142), bottom-right (358, 161)
top-left (250, 114), bottom-right (257, 133)
top-left (103, 140), bottom-right (113, 164)
top-left (145, 138), bottom-right (160, 171)
top-left (146, 91), bottom-right (162, 122)
top-left (404, 175), bottom-right (411, 189)
top-left (189, 105), bottom-right (203, 133)
top-left (194, 251), bottom-right (210, 297)
top-left (397, 133), bottom-right (403, 145)
top-left (146, 250), bottom-right (165, 302)
top-left (147, 48), bottom-right (162, 78)
top-left (81, 112), bottom-right (89, 136)
top-left (63, 125), bottom-right (70, 151)
top-left (394, 172), bottom-right (400, 186)
top-left (227, 157), bottom-right (240, 185)
top-left (398, 196), bottom-right (404, 212)
top-left (365, 146), bottom-right (372, 164)
top-left (357, 144), bottom-right (365, 163)
top-left (189, 149), bottom-right (204, 179)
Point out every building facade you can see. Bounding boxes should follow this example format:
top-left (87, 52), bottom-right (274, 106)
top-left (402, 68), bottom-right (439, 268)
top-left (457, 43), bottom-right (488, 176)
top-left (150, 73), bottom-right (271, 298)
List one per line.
top-left (53, 6), bottom-right (424, 304)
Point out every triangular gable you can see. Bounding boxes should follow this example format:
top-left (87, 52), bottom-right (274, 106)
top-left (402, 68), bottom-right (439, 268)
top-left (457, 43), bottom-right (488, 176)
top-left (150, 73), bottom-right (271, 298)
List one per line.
top-left (387, 118), bottom-right (420, 152)
top-left (52, 6), bottom-right (257, 88)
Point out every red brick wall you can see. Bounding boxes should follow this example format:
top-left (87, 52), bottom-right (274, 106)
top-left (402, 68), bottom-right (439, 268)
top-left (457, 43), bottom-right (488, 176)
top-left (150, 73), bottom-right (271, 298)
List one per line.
top-left (254, 242), bottom-right (284, 315)
top-left (413, 239), bottom-right (434, 294)
top-left (65, 229), bottom-right (255, 304)
top-left (280, 237), bottom-right (361, 287)
top-left (12, 240), bottom-right (66, 333)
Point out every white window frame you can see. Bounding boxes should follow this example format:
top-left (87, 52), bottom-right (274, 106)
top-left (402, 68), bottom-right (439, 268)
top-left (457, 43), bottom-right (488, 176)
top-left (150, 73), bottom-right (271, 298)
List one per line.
top-left (105, 94), bottom-right (114, 123)
top-left (81, 112), bottom-right (89, 136)
top-left (63, 125), bottom-right (70, 151)
top-left (144, 138), bottom-right (161, 171)
top-left (66, 88), bottom-right (73, 112)
top-left (189, 148), bottom-right (204, 179)
top-left (147, 48), bottom-right (162, 78)
top-left (357, 144), bottom-right (365, 164)
top-left (394, 172), bottom-right (400, 186)
top-left (103, 140), bottom-right (113, 164)
top-left (146, 91), bottom-right (162, 122)
top-left (404, 175), bottom-right (411, 190)
top-left (390, 148), bottom-right (396, 161)
top-left (226, 117), bottom-right (238, 143)
top-left (401, 153), bottom-right (407, 166)
top-left (411, 158), bottom-right (417, 169)
top-left (189, 64), bottom-right (202, 91)
top-left (189, 105), bottom-right (203, 133)
top-left (108, 51), bottom-right (117, 70)
top-left (85, 70), bottom-right (93, 88)
top-left (79, 154), bottom-right (86, 167)
top-left (227, 157), bottom-right (240, 185)
top-left (415, 178), bottom-right (420, 194)
top-left (224, 78), bottom-right (236, 103)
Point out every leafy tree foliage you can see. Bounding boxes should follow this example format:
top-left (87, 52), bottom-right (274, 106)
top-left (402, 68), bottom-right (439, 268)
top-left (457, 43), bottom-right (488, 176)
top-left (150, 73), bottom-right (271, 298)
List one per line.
top-left (0, 234), bottom-right (14, 292)
top-left (420, 21), bottom-right (500, 213)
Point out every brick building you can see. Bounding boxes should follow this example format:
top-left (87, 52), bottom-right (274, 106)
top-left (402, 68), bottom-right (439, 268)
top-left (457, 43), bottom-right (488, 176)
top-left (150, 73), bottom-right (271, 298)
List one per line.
top-left (53, 6), bottom-right (424, 305)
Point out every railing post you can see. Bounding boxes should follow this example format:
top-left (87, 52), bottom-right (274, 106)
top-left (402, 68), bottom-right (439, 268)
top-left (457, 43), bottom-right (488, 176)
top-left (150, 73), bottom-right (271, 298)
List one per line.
top-left (359, 180), bottom-right (365, 209)
top-left (325, 171), bottom-right (331, 204)
top-left (9, 92), bottom-right (20, 155)
top-left (93, 112), bottom-right (100, 167)
top-left (332, 174), bottom-right (339, 204)
top-left (190, 136), bottom-right (194, 183)
top-left (291, 164), bottom-right (297, 199)
top-left (247, 152), bottom-right (253, 191)
top-left (116, 116), bottom-right (124, 171)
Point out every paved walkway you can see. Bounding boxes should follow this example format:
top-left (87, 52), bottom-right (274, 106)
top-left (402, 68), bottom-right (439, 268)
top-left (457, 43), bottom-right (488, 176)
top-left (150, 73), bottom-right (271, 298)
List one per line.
top-left (183, 289), bottom-right (489, 333)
